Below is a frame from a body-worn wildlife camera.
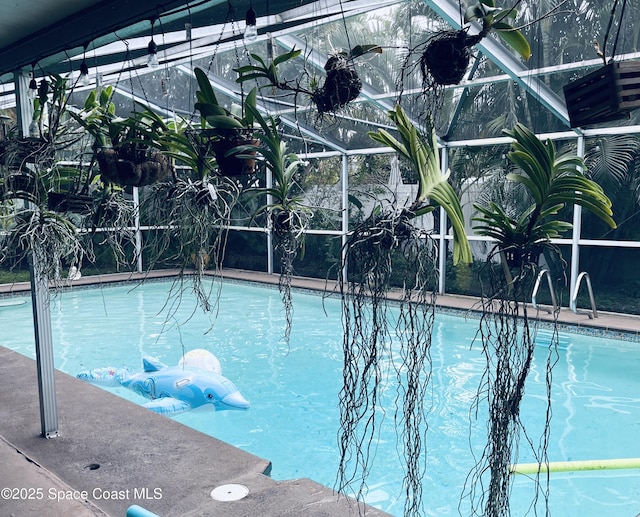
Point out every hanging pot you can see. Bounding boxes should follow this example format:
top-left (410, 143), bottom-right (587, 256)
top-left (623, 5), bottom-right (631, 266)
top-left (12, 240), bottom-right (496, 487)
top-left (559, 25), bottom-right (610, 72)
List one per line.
top-left (420, 30), bottom-right (483, 86)
top-left (97, 148), bottom-right (173, 187)
top-left (47, 191), bottom-right (94, 214)
top-left (501, 246), bottom-right (542, 269)
top-left (1, 137), bottom-right (54, 168)
top-left (4, 170), bottom-right (36, 195)
top-left (312, 64), bottom-right (362, 114)
top-left (563, 61), bottom-right (640, 127)
top-left (210, 132), bottom-right (258, 177)
top-left (271, 210), bottom-right (293, 235)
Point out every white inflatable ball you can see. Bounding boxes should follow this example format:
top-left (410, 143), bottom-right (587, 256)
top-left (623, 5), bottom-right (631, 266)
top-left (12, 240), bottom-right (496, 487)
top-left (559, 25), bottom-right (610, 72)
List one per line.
top-left (178, 349), bottom-right (222, 375)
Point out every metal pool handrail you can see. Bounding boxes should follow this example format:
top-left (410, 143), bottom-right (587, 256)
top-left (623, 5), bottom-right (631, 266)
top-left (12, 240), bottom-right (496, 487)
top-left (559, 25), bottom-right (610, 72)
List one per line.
top-left (531, 269), bottom-right (558, 314)
top-left (571, 271), bottom-right (598, 319)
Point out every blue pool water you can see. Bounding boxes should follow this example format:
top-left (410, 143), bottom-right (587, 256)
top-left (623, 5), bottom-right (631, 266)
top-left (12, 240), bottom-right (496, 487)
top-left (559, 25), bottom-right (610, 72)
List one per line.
top-left (1, 280), bottom-right (640, 516)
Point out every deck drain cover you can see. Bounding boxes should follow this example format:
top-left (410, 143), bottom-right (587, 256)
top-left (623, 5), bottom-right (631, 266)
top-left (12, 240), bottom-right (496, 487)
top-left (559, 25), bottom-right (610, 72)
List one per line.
top-left (210, 484), bottom-right (249, 501)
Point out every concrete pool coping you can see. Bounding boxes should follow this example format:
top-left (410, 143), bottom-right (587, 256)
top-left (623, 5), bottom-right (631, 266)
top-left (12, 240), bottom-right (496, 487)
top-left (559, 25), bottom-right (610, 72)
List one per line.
top-left (0, 346), bottom-right (389, 517)
top-left (1, 268), bottom-right (639, 517)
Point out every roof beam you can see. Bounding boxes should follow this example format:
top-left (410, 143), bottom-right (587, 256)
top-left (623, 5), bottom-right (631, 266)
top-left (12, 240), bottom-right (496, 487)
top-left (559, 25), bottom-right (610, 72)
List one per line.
top-left (0, 0), bottom-right (227, 81)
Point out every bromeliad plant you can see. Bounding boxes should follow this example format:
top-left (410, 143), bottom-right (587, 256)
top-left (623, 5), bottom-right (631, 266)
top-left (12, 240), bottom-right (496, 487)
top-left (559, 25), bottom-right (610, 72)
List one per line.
top-left (235, 102), bottom-right (308, 342)
top-left (336, 104), bottom-right (471, 515)
top-left (464, 123), bottom-right (615, 517)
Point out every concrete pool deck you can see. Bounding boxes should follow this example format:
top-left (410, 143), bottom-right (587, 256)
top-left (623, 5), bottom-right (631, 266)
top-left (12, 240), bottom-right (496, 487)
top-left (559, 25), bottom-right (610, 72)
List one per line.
top-left (1, 268), bottom-right (639, 517)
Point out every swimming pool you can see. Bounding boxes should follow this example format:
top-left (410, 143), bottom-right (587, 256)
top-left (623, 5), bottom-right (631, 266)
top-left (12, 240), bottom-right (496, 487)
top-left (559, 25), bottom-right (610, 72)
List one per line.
top-left (1, 279), bottom-right (639, 516)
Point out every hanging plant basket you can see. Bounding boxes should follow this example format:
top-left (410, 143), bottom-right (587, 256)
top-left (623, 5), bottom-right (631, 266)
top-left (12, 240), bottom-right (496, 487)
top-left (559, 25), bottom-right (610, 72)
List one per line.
top-left (312, 62), bottom-right (362, 114)
top-left (97, 147), bottom-right (173, 187)
top-left (563, 61), bottom-right (640, 127)
top-left (0, 137), bottom-right (54, 168)
top-left (47, 192), bottom-right (94, 214)
top-left (421, 30), bottom-right (483, 86)
top-left (2, 170), bottom-right (37, 198)
top-left (208, 130), bottom-right (259, 177)
top-left (501, 246), bottom-right (542, 269)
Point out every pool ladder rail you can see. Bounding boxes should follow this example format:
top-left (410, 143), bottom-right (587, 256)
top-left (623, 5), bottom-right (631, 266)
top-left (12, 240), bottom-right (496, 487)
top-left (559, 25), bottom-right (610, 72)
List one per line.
top-left (531, 269), bottom-right (598, 319)
top-left (531, 269), bottom-right (558, 314)
top-left (571, 271), bottom-right (598, 319)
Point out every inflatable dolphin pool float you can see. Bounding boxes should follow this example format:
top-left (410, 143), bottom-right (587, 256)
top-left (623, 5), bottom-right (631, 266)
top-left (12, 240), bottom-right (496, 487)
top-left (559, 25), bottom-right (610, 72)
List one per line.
top-left (77, 349), bottom-right (249, 415)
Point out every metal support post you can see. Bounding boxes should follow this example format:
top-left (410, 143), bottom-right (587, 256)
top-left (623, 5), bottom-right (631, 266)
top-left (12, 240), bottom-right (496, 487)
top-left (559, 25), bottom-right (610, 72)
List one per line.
top-left (570, 136), bottom-right (585, 299)
top-left (266, 160), bottom-right (274, 275)
top-left (133, 187), bottom-right (143, 273)
top-left (341, 153), bottom-right (349, 286)
top-left (438, 147), bottom-right (448, 294)
top-left (15, 68), bottom-right (59, 437)
top-left (29, 251), bottom-right (59, 438)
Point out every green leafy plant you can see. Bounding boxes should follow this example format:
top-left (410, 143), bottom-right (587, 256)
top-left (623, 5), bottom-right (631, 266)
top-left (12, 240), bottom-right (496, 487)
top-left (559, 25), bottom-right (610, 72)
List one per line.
top-left (369, 105), bottom-right (472, 265)
top-left (69, 85), bottom-right (117, 149)
top-left (238, 104), bottom-right (307, 224)
top-left (71, 87), bottom-right (172, 187)
top-left (235, 103), bottom-right (308, 342)
top-left (464, 0), bottom-right (531, 60)
top-left (234, 48), bottom-right (302, 88)
top-left (193, 67), bottom-right (259, 177)
top-left (194, 67), bottom-right (256, 133)
top-left (473, 123), bottom-right (615, 261)
top-left (465, 123), bottom-right (616, 517)
top-left (337, 105), bottom-right (470, 516)
top-left (126, 100), bottom-right (241, 314)
top-left (32, 73), bottom-right (77, 146)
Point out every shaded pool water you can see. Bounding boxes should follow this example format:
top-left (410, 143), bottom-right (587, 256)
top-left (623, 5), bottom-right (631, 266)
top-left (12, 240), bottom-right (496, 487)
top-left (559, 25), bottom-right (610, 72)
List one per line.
top-left (2, 280), bottom-right (639, 516)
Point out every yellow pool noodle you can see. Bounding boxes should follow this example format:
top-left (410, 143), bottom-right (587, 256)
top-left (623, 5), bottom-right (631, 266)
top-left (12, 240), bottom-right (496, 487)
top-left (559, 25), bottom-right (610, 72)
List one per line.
top-left (510, 458), bottom-right (640, 475)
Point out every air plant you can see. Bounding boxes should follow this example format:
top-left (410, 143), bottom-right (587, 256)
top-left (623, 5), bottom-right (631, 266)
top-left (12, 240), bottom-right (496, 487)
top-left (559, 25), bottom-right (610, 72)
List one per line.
top-left (0, 189), bottom-right (85, 285)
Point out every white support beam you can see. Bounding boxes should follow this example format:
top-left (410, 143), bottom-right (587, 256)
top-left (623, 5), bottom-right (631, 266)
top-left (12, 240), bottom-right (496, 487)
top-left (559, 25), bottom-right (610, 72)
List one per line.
top-left (29, 252), bottom-right (59, 438)
top-left (14, 69), bottom-right (32, 137)
top-left (570, 136), bottom-right (586, 302)
top-left (341, 154), bottom-right (349, 285)
top-left (13, 69), bottom-right (60, 438)
top-left (438, 146), bottom-right (448, 294)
